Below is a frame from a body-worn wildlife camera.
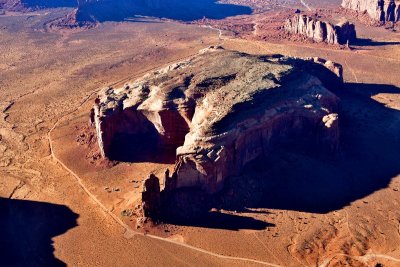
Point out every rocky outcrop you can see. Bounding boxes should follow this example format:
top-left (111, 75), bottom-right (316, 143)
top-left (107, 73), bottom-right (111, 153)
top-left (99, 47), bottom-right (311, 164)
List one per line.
top-left (342, 0), bottom-right (400, 23)
top-left (341, 0), bottom-right (382, 20)
top-left (93, 47), bottom-right (343, 203)
top-left (285, 14), bottom-right (357, 45)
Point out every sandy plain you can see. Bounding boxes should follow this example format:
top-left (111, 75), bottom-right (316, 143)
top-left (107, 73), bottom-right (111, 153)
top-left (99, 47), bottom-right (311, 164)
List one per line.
top-left (1, 1), bottom-right (400, 267)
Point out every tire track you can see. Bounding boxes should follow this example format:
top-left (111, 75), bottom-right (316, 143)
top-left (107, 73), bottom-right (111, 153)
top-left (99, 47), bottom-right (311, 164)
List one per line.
top-left (344, 59), bottom-right (359, 83)
top-left (253, 233), bottom-right (283, 266)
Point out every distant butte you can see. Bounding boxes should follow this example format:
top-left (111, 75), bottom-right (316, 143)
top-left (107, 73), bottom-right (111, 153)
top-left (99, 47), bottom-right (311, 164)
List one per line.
top-left (341, 0), bottom-right (383, 20)
top-left (342, 0), bottom-right (400, 22)
top-left (91, 47), bottom-right (344, 219)
top-left (285, 14), bottom-right (357, 45)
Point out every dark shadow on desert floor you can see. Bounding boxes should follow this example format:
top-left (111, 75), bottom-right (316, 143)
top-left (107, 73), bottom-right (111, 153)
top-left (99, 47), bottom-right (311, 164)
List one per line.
top-left (354, 38), bottom-right (400, 47)
top-left (0, 198), bottom-right (79, 267)
top-left (160, 188), bottom-right (274, 230)
top-left (166, 211), bottom-right (274, 231)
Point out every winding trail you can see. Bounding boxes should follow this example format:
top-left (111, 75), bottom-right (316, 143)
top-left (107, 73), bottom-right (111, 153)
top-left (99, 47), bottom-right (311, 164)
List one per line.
top-left (201, 25), bottom-right (225, 41)
top-left (48, 116), bottom-right (281, 267)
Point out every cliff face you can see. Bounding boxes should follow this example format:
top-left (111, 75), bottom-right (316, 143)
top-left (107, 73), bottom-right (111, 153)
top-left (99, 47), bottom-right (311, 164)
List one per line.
top-left (285, 14), bottom-right (357, 45)
top-left (93, 47), bottom-right (343, 201)
top-left (341, 0), bottom-right (381, 20)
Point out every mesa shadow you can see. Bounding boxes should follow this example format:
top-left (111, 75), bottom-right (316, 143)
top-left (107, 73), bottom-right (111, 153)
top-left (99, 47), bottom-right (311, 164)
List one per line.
top-left (0, 198), bottom-right (79, 267)
top-left (159, 188), bottom-right (273, 230)
top-left (108, 132), bottom-right (177, 164)
top-left (354, 38), bottom-right (400, 47)
top-left (168, 211), bottom-right (274, 231)
top-left (76, 0), bottom-right (252, 23)
top-left (215, 82), bottom-right (400, 214)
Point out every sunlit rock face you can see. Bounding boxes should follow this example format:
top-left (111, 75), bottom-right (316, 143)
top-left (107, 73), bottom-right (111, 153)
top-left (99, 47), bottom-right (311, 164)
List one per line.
top-left (93, 47), bottom-right (342, 195)
top-left (285, 14), bottom-right (357, 45)
top-left (341, 0), bottom-right (382, 20)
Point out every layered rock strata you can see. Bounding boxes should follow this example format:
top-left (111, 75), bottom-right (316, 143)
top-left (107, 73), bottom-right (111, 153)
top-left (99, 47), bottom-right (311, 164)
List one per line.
top-left (342, 0), bottom-right (400, 22)
top-left (93, 47), bottom-right (342, 202)
top-left (285, 14), bottom-right (357, 45)
top-left (341, 0), bottom-right (382, 20)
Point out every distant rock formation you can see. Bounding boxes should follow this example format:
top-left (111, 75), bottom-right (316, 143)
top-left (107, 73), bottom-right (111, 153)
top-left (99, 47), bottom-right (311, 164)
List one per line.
top-left (341, 0), bottom-right (398, 21)
top-left (92, 47), bottom-right (343, 216)
top-left (285, 14), bottom-right (357, 45)
top-left (341, 0), bottom-right (381, 20)
top-left (342, 0), bottom-right (400, 25)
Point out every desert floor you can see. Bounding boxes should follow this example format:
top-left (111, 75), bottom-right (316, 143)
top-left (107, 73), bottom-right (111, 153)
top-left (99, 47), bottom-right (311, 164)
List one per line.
top-left (1, 4), bottom-right (400, 267)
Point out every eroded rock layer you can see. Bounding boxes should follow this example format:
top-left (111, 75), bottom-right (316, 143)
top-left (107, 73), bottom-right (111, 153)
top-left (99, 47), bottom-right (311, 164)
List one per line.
top-left (93, 47), bottom-right (342, 200)
top-left (285, 14), bottom-right (357, 45)
top-left (343, 0), bottom-right (400, 23)
top-left (341, 0), bottom-right (382, 20)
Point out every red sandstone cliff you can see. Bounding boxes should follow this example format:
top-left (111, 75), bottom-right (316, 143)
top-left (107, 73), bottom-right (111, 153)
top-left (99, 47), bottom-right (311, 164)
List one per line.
top-left (92, 47), bottom-right (343, 198)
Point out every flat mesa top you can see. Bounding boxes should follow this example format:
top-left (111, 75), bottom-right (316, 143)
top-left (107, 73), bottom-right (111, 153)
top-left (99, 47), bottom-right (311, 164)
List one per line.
top-left (97, 47), bottom-right (335, 135)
